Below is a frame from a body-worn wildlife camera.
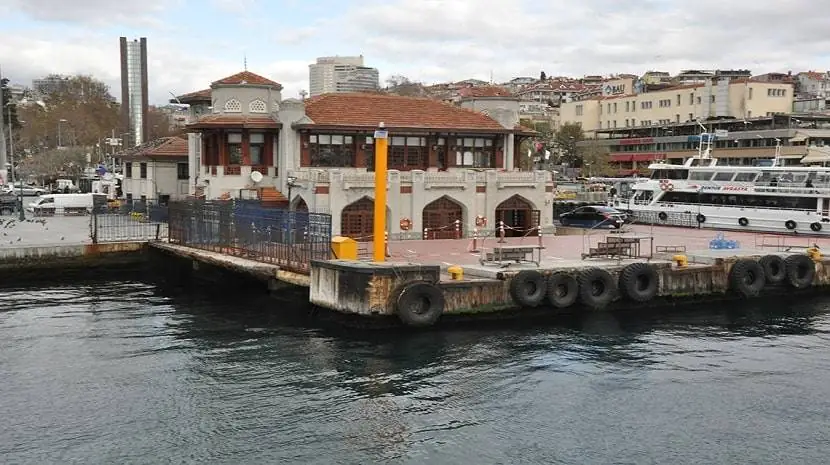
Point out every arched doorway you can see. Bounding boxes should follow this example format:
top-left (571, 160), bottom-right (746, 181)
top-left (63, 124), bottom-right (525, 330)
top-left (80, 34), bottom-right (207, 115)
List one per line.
top-left (496, 195), bottom-right (539, 237)
top-left (340, 197), bottom-right (389, 241)
top-left (422, 196), bottom-right (464, 239)
top-left (293, 197), bottom-right (308, 212)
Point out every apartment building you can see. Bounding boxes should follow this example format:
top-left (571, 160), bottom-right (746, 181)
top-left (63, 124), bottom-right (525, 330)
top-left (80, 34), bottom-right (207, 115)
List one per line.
top-left (797, 71), bottom-right (830, 98)
top-left (561, 79), bottom-right (795, 135)
top-left (308, 55), bottom-right (379, 97)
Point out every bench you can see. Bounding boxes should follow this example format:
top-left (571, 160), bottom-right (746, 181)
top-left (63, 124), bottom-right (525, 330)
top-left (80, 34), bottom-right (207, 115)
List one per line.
top-left (481, 245), bottom-right (542, 266)
top-left (656, 245), bottom-right (686, 253)
top-left (585, 242), bottom-right (633, 258)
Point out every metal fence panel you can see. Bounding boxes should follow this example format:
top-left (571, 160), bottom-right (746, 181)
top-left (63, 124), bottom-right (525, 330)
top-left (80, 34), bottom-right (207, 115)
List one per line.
top-left (168, 200), bottom-right (332, 274)
top-left (90, 201), bottom-right (170, 242)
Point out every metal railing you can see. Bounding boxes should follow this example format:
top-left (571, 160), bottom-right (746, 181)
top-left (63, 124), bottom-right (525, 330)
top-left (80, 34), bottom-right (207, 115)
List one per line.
top-left (91, 201), bottom-right (170, 243)
top-left (167, 200), bottom-right (332, 274)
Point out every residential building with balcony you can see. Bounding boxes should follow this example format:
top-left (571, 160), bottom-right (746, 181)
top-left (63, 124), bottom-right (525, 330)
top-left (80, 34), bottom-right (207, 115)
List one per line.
top-left (121, 136), bottom-right (189, 203)
top-left (577, 114), bottom-right (830, 176)
top-left (179, 71), bottom-right (553, 239)
top-left (561, 78), bottom-right (795, 136)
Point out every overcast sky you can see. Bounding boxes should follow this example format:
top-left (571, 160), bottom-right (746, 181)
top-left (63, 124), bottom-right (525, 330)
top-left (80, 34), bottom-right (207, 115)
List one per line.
top-left (0, 0), bottom-right (827, 104)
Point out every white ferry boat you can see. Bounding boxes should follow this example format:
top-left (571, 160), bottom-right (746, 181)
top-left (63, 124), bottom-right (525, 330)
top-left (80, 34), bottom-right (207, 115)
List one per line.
top-left (617, 133), bottom-right (830, 235)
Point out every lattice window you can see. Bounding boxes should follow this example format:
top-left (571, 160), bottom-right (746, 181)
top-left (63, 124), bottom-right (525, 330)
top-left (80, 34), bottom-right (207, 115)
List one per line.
top-left (249, 99), bottom-right (267, 113)
top-left (224, 98), bottom-right (242, 113)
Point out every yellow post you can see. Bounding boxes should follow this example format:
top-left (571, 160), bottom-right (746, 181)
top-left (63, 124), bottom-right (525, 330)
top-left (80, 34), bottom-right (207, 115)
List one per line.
top-left (373, 122), bottom-right (388, 262)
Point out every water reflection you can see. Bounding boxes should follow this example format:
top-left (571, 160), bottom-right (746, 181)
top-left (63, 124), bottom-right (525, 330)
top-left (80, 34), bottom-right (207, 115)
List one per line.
top-left (1, 280), bottom-right (829, 464)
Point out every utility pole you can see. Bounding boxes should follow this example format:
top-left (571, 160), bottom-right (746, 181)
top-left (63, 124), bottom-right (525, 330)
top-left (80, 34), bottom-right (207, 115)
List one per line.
top-left (0, 64), bottom-right (7, 185)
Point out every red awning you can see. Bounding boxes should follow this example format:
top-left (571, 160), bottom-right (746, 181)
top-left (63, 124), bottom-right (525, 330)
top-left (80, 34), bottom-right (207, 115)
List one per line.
top-left (610, 154), bottom-right (633, 162)
top-left (631, 153), bottom-right (664, 162)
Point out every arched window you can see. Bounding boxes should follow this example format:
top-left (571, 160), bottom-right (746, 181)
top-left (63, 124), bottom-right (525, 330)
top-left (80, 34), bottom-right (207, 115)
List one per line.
top-left (249, 99), bottom-right (267, 113)
top-left (224, 98), bottom-right (242, 113)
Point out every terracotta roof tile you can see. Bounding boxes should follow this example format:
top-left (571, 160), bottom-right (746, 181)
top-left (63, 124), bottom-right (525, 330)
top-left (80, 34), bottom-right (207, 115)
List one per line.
top-left (458, 86), bottom-right (514, 98)
top-left (211, 70), bottom-right (282, 89)
top-left (187, 114), bottom-right (281, 130)
top-left (301, 93), bottom-right (508, 132)
top-left (121, 137), bottom-right (188, 160)
top-left (174, 88), bottom-right (211, 103)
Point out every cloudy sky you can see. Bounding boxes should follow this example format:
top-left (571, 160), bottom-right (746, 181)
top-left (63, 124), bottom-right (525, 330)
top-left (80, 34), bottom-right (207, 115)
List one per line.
top-left (0, 0), bottom-right (827, 104)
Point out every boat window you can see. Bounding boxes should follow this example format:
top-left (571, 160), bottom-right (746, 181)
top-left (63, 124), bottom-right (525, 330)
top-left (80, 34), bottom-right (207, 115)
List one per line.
top-left (658, 191), bottom-right (818, 210)
top-left (734, 172), bottom-right (758, 182)
top-left (712, 172), bottom-right (735, 181)
top-left (650, 169), bottom-right (663, 179)
top-left (689, 171), bottom-right (715, 181)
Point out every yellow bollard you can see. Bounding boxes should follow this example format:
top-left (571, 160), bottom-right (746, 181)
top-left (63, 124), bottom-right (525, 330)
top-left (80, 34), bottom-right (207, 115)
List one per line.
top-left (447, 265), bottom-right (464, 281)
top-left (673, 254), bottom-right (688, 268)
top-left (807, 246), bottom-right (823, 262)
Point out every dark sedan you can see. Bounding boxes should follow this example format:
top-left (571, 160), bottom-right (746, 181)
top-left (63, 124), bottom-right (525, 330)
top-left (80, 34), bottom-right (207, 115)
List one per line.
top-left (559, 206), bottom-right (627, 229)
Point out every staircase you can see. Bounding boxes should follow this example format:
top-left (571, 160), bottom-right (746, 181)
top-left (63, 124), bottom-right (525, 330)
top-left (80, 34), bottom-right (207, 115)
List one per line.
top-left (259, 187), bottom-right (289, 208)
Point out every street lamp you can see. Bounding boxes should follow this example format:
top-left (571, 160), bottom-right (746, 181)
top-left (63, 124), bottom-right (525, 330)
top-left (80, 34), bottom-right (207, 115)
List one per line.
top-left (286, 176), bottom-right (298, 210)
top-left (58, 118), bottom-right (68, 148)
top-left (4, 102), bottom-right (24, 220)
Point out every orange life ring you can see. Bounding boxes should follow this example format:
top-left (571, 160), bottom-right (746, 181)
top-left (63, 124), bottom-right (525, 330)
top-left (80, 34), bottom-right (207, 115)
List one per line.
top-left (659, 179), bottom-right (674, 191)
top-left (399, 217), bottom-right (412, 231)
top-left (475, 215), bottom-right (487, 227)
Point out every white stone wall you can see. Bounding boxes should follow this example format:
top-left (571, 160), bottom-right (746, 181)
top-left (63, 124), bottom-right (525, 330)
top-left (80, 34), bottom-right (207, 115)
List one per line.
top-left (122, 158), bottom-right (189, 200)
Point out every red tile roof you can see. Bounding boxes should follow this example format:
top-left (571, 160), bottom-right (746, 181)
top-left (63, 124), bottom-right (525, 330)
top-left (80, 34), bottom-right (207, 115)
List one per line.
top-left (457, 86), bottom-right (514, 98)
top-left (121, 137), bottom-right (188, 160)
top-left (174, 88), bottom-right (211, 104)
top-left (300, 93), bottom-right (509, 132)
top-left (187, 114), bottom-right (281, 130)
top-left (211, 71), bottom-right (282, 89)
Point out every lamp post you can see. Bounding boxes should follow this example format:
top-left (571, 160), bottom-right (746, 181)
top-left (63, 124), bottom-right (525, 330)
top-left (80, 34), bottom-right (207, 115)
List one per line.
top-left (4, 102), bottom-right (24, 220)
top-left (58, 118), bottom-right (68, 148)
top-left (286, 176), bottom-right (298, 210)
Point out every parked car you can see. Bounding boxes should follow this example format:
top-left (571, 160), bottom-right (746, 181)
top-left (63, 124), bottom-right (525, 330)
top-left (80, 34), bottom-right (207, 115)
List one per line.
top-left (559, 205), bottom-right (628, 229)
top-left (2, 183), bottom-right (47, 197)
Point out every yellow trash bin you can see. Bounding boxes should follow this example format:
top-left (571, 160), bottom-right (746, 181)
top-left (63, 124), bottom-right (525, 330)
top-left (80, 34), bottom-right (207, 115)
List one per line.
top-left (447, 265), bottom-right (464, 281)
top-left (331, 236), bottom-right (358, 260)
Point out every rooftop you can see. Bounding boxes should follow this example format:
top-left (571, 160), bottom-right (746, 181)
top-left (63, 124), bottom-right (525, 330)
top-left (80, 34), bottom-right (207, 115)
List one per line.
top-left (211, 71), bottom-right (283, 89)
top-left (120, 136), bottom-right (187, 160)
top-left (300, 93), bottom-right (509, 132)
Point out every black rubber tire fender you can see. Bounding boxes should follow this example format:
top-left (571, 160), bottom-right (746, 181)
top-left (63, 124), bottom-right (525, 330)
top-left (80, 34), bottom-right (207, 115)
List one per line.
top-left (785, 220), bottom-right (797, 230)
top-left (738, 217), bottom-right (749, 227)
top-left (758, 255), bottom-right (786, 285)
top-left (577, 267), bottom-right (616, 309)
top-left (658, 211), bottom-right (668, 221)
top-left (395, 281), bottom-right (445, 327)
top-left (784, 254), bottom-right (815, 290)
top-left (509, 270), bottom-right (547, 307)
top-left (728, 259), bottom-right (766, 298)
top-left (546, 272), bottom-right (578, 308)
top-left (810, 222), bottom-right (822, 232)
top-left (618, 262), bottom-right (660, 303)
top-left (696, 213), bottom-right (706, 223)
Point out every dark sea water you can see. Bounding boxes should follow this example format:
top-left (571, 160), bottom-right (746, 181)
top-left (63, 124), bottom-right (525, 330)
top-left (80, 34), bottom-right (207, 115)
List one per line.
top-left (1, 280), bottom-right (829, 464)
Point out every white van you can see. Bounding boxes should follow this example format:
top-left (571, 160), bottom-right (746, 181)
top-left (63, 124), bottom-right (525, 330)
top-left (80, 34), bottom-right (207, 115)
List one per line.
top-left (28, 193), bottom-right (107, 216)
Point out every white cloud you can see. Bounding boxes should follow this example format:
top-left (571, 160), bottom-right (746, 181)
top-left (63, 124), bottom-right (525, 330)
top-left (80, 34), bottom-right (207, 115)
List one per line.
top-left (4, 0), bottom-right (830, 108)
top-left (5, 0), bottom-right (173, 26)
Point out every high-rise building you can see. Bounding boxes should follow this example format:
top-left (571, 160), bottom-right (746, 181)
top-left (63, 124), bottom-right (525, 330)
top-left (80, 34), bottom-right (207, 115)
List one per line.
top-left (309, 55), bottom-right (380, 97)
top-left (119, 37), bottom-right (149, 147)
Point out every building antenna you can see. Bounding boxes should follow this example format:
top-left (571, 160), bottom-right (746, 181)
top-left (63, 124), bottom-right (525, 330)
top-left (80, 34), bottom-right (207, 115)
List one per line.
top-left (244, 53), bottom-right (248, 71)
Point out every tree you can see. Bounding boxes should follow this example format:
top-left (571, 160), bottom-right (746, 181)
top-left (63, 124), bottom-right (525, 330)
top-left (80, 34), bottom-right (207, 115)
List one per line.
top-left (385, 74), bottom-right (425, 97)
top-left (1, 78), bottom-right (22, 130)
top-left (579, 139), bottom-right (613, 177)
top-left (540, 71), bottom-right (547, 81)
top-left (553, 122), bottom-right (585, 167)
top-left (17, 74), bottom-right (119, 152)
top-left (146, 106), bottom-right (183, 139)
top-left (17, 147), bottom-right (87, 182)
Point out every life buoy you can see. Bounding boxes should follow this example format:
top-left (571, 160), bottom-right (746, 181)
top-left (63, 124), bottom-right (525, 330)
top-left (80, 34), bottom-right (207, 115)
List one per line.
top-left (728, 259), bottom-right (766, 298)
top-left (577, 268), bottom-right (616, 309)
top-left (696, 213), bottom-right (706, 223)
top-left (658, 211), bottom-right (668, 221)
top-left (475, 215), bottom-right (487, 227)
top-left (783, 254), bottom-right (815, 289)
top-left (618, 262), bottom-right (659, 302)
top-left (758, 255), bottom-right (786, 284)
top-left (810, 222), bottom-right (822, 232)
top-left (785, 220), bottom-right (797, 230)
top-left (399, 217), bottom-right (412, 231)
top-left (395, 281), bottom-right (445, 327)
top-left (509, 270), bottom-right (547, 307)
top-left (546, 272), bottom-right (578, 309)
top-left (659, 179), bottom-right (674, 191)
top-left (738, 217), bottom-right (749, 227)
